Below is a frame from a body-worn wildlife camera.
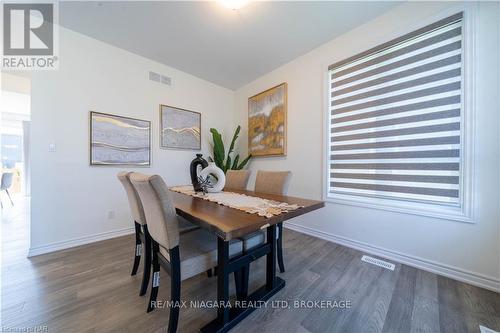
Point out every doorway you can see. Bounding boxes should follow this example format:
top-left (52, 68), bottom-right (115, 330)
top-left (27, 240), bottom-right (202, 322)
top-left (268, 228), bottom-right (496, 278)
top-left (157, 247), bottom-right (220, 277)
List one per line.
top-left (1, 72), bottom-right (31, 258)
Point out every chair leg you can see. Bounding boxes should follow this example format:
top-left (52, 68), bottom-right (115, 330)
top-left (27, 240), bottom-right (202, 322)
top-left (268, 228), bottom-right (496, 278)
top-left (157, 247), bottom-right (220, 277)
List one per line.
top-left (131, 222), bottom-right (142, 276)
top-left (140, 225), bottom-right (152, 296)
top-left (168, 246), bottom-right (181, 333)
top-left (206, 269), bottom-right (213, 278)
top-left (147, 242), bottom-right (161, 313)
top-left (277, 223), bottom-right (285, 273)
top-left (5, 189), bottom-right (13, 206)
top-left (240, 264), bottom-right (249, 299)
top-left (234, 270), bottom-right (242, 299)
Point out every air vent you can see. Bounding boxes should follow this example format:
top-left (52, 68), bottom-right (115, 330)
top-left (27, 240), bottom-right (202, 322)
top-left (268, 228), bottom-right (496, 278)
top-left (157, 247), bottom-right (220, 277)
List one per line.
top-left (161, 75), bottom-right (171, 85)
top-left (149, 71), bottom-right (161, 82)
top-left (149, 71), bottom-right (172, 86)
top-left (361, 255), bottom-right (395, 271)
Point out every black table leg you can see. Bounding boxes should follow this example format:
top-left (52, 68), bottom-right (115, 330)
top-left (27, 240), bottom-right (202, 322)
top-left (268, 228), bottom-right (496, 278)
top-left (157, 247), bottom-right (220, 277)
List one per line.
top-left (266, 224), bottom-right (277, 290)
top-left (200, 227), bottom-right (285, 333)
top-left (217, 238), bottom-right (230, 325)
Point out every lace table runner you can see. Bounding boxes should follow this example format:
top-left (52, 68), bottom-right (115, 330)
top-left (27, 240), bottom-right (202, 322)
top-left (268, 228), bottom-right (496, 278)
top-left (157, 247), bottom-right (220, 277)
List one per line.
top-left (170, 185), bottom-right (301, 218)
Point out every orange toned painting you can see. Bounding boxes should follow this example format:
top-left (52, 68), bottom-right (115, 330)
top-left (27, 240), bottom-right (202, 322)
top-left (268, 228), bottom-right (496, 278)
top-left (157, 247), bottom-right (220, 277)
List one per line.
top-left (248, 83), bottom-right (287, 156)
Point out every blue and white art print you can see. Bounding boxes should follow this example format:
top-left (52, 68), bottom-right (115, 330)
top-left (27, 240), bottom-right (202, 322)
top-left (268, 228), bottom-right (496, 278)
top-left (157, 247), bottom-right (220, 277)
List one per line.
top-left (160, 105), bottom-right (201, 150)
top-left (90, 112), bottom-right (151, 166)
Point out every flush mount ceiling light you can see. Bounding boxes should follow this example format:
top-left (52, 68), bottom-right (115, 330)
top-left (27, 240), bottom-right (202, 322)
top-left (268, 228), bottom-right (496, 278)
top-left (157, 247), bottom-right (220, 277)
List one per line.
top-left (218, 0), bottom-right (249, 10)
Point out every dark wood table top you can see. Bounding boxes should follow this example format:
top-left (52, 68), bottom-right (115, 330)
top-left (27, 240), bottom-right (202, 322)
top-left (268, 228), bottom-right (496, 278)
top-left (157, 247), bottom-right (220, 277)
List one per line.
top-left (170, 189), bottom-right (325, 241)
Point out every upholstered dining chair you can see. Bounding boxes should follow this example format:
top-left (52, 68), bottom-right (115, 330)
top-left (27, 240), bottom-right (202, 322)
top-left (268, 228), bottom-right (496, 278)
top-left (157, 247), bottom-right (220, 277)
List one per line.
top-left (224, 170), bottom-right (251, 191)
top-left (117, 172), bottom-right (199, 297)
top-left (117, 171), bottom-right (151, 296)
top-left (232, 171), bottom-right (292, 300)
top-left (244, 171), bottom-right (292, 273)
top-left (0, 172), bottom-right (14, 209)
top-left (130, 172), bottom-right (243, 332)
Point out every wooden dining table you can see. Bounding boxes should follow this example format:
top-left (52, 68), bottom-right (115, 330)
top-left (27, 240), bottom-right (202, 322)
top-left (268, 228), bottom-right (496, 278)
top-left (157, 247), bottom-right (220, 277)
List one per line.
top-left (170, 189), bottom-right (325, 333)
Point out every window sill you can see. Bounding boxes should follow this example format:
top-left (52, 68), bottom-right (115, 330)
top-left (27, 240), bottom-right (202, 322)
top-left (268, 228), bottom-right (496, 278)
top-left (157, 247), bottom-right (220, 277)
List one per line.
top-left (324, 192), bottom-right (474, 223)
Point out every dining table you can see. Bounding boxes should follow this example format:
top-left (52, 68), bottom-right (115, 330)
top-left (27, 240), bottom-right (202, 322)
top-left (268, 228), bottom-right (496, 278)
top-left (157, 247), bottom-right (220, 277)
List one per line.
top-left (170, 188), bottom-right (325, 333)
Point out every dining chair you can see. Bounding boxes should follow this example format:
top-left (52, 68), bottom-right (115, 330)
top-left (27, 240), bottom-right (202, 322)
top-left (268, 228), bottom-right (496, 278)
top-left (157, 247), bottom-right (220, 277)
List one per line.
top-left (117, 172), bottom-right (200, 296)
top-left (130, 172), bottom-right (243, 332)
top-left (0, 173), bottom-right (14, 209)
top-left (246, 171), bottom-right (292, 273)
top-left (117, 171), bottom-right (152, 296)
top-left (233, 171), bottom-right (292, 300)
top-left (224, 170), bottom-right (251, 191)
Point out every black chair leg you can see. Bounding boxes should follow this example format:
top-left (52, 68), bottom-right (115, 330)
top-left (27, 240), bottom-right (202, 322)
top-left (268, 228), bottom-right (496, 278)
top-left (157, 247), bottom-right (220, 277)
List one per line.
top-left (234, 269), bottom-right (242, 299)
top-left (5, 189), bottom-right (13, 206)
top-left (240, 264), bottom-right (249, 299)
top-left (140, 225), bottom-right (152, 296)
top-left (168, 246), bottom-right (181, 333)
top-left (206, 269), bottom-right (213, 278)
top-left (277, 223), bottom-right (285, 273)
top-left (147, 242), bottom-right (160, 313)
top-left (131, 222), bottom-right (142, 276)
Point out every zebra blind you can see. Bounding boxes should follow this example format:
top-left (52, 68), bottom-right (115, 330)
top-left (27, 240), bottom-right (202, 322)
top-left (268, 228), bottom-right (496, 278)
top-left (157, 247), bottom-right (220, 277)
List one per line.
top-left (328, 13), bottom-right (463, 205)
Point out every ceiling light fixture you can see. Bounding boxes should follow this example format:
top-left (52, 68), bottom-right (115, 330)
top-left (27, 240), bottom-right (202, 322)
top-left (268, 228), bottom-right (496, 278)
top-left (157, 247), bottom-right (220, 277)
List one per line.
top-left (218, 0), bottom-right (249, 10)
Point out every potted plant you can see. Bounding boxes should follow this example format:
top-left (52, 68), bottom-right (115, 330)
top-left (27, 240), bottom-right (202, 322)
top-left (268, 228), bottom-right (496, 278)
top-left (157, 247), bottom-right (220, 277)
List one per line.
top-left (209, 125), bottom-right (251, 173)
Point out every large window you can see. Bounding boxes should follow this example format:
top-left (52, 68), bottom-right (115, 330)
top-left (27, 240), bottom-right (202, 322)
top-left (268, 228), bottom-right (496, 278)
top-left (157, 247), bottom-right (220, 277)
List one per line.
top-left (327, 12), bottom-right (473, 221)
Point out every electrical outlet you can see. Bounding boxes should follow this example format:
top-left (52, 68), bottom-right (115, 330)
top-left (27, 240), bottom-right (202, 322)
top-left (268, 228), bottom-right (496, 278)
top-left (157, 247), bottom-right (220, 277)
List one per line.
top-left (48, 142), bottom-right (56, 152)
top-left (106, 210), bottom-right (115, 220)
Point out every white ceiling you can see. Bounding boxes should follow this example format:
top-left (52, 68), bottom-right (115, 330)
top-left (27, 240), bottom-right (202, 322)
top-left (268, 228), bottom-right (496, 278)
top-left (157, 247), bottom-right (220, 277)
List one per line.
top-left (59, 1), bottom-right (401, 90)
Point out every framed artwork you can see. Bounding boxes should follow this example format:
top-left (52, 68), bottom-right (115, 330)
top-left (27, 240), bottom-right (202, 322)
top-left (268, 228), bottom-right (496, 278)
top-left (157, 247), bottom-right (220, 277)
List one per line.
top-left (248, 82), bottom-right (287, 156)
top-left (160, 104), bottom-right (201, 150)
top-left (89, 111), bottom-right (151, 166)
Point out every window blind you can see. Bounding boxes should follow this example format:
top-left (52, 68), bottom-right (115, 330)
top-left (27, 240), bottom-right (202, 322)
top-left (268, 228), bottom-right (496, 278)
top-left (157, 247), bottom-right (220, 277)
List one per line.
top-left (328, 13), bottom-right (463, 205)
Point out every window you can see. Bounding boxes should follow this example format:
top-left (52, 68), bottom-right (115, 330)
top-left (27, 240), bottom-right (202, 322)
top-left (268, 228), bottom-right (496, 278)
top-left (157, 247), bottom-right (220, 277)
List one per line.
top-left (327, 12), bottom-right (473, 221)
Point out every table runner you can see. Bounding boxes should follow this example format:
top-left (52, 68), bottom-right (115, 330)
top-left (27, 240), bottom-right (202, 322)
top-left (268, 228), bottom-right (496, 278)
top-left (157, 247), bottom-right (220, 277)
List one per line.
top-left (170, 185), bottom-right (301, 218)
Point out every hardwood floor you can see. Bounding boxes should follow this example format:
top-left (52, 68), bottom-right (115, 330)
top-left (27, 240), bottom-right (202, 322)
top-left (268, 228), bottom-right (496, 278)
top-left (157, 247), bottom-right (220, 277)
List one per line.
top-left (2, 198), bottom-right (499, 333)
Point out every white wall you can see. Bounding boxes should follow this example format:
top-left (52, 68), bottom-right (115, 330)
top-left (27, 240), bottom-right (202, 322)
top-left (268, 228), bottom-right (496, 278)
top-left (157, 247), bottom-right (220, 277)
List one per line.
top-left (234, 2), bottom-right (500, 291)
top-left (29, 26), bottom-right (234, 254)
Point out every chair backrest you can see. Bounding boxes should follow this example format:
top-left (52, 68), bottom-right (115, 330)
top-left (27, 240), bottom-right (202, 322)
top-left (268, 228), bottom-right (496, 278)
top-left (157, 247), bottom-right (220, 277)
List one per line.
top-left (224, 170), bottom-right (251, 191)
top-left (1, 173), bottom-right (14, 190)
top-left (117, 171), bottom-right (146, 225)
top-left (130, 173), bottom-right (179, 250)
top-left (254, 171), bottom-right (292, 195)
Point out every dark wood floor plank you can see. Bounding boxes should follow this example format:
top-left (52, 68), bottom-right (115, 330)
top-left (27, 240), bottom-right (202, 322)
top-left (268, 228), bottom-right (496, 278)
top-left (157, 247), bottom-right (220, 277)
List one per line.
top-left (437, 276), bottom-right (469, 333)
top-left (410, 270), bottom-right (440, 333)
top-left (381, 265), bottom-right (418, 333)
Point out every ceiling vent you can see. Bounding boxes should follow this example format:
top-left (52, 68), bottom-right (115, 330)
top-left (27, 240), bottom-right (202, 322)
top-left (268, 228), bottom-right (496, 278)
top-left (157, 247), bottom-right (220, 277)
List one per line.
top-left (149, 71), bottom-right (171, 86)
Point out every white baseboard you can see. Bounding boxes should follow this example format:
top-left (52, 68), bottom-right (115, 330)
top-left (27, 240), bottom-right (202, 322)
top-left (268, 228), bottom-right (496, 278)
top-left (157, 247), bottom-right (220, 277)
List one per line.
top-left (28, 227), bottom-right (135, 257)
top-left (285, 222), bottom-right (500, 293)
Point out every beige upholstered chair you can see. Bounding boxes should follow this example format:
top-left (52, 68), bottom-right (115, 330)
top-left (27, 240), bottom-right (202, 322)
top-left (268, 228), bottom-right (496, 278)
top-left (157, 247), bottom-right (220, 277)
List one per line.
top-left (243, 171), bottom-right (292, 272)
top-left (254, 171), bottom-right (292, 195)
top-left (117, 171), bottom-right (151, 296)
top-left (224, 170), bottom-right (251, 191)
top-left (130, 173), bottom-right (243, 332)
top-left (233, 171), bottom-right (292, 300)
top-left (256, 171), bottom-right (291, 273)
top-left (117, 172), bottom-right (199, 297)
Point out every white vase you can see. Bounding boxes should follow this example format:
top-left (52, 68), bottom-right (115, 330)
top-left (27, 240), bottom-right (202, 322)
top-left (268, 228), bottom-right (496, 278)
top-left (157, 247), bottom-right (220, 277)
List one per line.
top-left (199, 163), bottom-right (226, 193)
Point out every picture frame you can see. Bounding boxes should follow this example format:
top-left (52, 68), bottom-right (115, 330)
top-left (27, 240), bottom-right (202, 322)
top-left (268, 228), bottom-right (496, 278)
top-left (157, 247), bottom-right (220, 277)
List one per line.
top-left (89, 111), bottom-right (151, 166)
top-left (159, 104), bottom-right (201, 150)
top-left (248, 82), bottom-right (287, 157)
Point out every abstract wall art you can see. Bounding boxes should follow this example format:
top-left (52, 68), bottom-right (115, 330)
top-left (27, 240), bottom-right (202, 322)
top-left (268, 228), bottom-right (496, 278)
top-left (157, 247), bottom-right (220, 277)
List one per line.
top-left (248, 83), bottom-right (287, 156)
top-left (160, 105), bottom-right (201, 150)
top-left (89, 111), bottom-right (151, 166)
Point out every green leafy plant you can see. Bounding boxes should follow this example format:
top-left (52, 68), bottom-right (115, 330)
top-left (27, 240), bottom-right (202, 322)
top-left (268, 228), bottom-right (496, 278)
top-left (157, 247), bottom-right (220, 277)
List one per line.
top-left (209, 125), bottom-right (251, 173)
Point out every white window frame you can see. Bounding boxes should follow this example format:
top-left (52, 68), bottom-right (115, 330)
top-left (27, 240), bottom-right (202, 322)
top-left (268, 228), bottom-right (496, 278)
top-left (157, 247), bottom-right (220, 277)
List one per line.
top-left (322, 4), bottom-right (476, 223)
